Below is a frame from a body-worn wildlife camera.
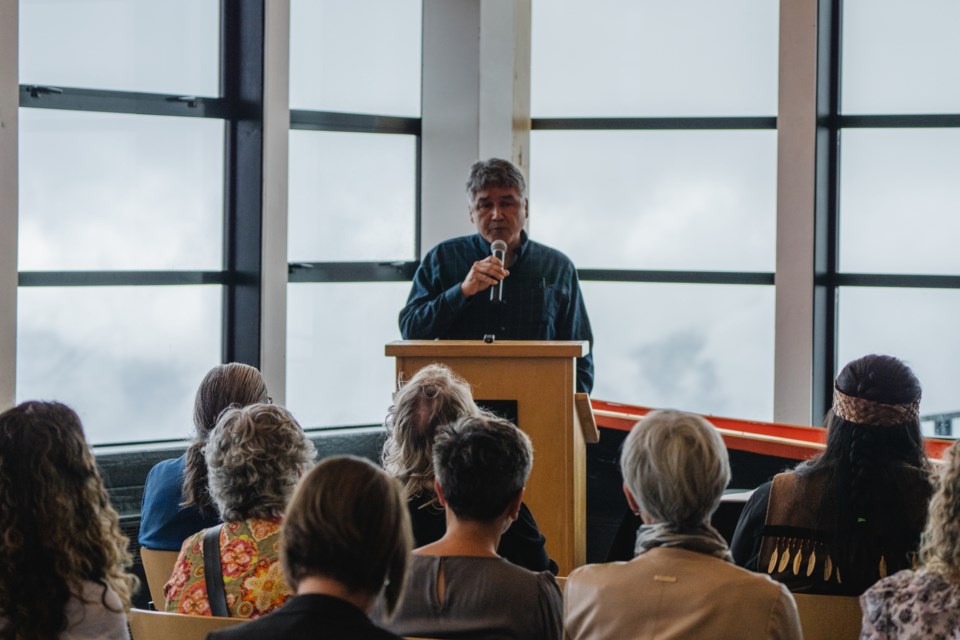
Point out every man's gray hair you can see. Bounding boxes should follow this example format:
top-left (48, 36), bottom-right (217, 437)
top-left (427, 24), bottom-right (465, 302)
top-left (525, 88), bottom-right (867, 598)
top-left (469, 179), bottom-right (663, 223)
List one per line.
top-left (465, 158), bottom-right (527, 200)
top-left (205, 403), bottom-right (317, 522)
top-left (620, 409), bottom-right (730, 531)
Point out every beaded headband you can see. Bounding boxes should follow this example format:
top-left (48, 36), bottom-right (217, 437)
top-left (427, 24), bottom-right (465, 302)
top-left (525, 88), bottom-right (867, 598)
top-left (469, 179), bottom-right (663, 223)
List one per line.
top-left (832, 385), bottom-right (920, 427)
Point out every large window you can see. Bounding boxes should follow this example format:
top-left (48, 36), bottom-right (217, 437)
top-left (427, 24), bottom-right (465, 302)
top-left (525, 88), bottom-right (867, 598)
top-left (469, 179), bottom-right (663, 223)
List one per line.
top-left (285, 0), bottom-right (422, 429)
top-left (531, 0), bottom-right (779, 421)
top-left (824, 0), bottom-right (960, 434)
top-left (17, 0), bottom-right (259, 444)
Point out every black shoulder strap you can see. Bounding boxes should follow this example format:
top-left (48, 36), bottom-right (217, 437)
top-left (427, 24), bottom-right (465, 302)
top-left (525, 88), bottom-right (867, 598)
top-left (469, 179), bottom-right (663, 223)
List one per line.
top-left (203, 524), bottom-right (229, 617)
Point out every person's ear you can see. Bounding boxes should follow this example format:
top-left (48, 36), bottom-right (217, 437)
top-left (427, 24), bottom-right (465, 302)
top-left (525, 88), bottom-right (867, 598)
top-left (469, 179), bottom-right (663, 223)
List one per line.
top-left (434, 479), bottom-right (448, 507)
top-left (507, 488), bottom-right (524, 521)
top-left (523, 198), bottom-right (529, 222)
top-left (623, 483), bottom-right (641, 515)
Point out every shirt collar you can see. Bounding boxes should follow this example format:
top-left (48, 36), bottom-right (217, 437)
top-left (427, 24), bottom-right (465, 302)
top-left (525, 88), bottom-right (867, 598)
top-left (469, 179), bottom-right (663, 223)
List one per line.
top-left (474, 230), bottom-right (530, 263)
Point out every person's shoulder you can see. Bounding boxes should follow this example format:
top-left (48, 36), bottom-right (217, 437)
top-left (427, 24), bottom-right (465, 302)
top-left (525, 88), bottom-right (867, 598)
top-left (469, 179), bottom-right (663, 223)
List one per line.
top-left (145, 454), bottom-right (186, 484)
top-left (566, 557), bottom-right (634, 591)
top-left (428, 234), bottom-right (478, 254)
top-left (711, 556), bottom-right (792, 593)
top-left (862, 568), bottom-right (925, 603)
top-left (527, 238), bottom-right (575, 266)
top-left (63, 582), bottom-right (129, 640)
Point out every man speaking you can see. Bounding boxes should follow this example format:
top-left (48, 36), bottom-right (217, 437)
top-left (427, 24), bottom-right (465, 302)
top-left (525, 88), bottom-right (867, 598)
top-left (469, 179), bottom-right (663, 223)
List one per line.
top-left (399, 158), bottom-right (594, 393)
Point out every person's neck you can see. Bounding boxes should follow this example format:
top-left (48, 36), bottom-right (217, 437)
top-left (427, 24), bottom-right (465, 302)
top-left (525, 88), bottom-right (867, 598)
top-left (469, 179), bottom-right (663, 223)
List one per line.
top-left (415, 513), bottom-right (503, 558)
top-left (296, 576), bottom-right (374, 614)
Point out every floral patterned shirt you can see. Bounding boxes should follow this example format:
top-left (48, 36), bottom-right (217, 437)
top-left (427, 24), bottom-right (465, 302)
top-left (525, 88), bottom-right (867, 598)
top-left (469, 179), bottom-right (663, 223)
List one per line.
top-left (860, 569), bottom-right (960, 640)
top-left (164, 517), bottom-right (292, 618)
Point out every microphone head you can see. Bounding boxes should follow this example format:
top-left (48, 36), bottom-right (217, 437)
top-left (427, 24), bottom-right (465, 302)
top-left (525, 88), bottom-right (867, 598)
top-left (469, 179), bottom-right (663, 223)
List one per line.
top-left (491, 240), bottom-right (508, 255)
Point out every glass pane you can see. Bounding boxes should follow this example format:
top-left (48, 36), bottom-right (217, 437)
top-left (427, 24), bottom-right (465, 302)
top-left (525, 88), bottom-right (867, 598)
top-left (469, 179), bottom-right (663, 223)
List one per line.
top-left (584, 282), bottom-right (774, 421)
top-left (530, 130), bottom-right (776, 271)
top-left (838, 287), bottom-right (960, 436)
top-left (288, 131), bottom-right (417, 262)
top-left (531, 0), bottom-right (778, 117)
top-left (289, 0), bottom-right (422, 116)
top-left (19, 0), bottom-right (219, 96)
top-left (286, 282), bottom-right (409, 428)
top-left (839, 129), bottom-right (960, 275)
top-left (19, 109), bottom-right (224, 271)
top-left (842, 0), bottom-right (960, 114)
top-left (16, 286), bottom-right (222, 445)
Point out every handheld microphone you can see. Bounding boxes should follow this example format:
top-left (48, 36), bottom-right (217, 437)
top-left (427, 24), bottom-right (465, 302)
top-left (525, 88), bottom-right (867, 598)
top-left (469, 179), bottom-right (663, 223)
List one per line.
top-left (490, 239), bottom-right (507, 303)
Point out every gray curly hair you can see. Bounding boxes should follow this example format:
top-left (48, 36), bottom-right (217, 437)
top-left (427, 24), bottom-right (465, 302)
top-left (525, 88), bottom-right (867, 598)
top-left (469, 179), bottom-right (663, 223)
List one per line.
top-left (381, 364), bottom-right (480, 501)
top-left (205, 403), bottom-right (316, 522)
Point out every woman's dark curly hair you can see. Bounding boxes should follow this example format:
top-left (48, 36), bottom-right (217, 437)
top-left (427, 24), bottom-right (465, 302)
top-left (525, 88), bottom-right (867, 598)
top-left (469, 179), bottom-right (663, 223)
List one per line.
top-left (181, 363), bottom-right (268, 514)
top-left (0, 401), bottom-right (136, 639)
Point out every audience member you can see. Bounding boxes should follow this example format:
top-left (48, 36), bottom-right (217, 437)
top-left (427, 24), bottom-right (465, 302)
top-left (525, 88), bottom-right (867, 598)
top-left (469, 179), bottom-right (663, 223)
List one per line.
top-left (381, 363), bottom-right (555, 572)
top-left (164, 404), bottom-right (315, 618)
top-left (860, 441), bottom-right (960, 638)
top-left (381, 415), bottom-right (561, 639)
top-left (0, 401), bottom-right (137, 639)
top-left (139, 363), bottom-right (269, 551)
top-left (564, 410), bottom-right (801, 640)
top-left (209, 456), bottom-right (411, 640)
top-left (730, 354), bottom-right (933, 595)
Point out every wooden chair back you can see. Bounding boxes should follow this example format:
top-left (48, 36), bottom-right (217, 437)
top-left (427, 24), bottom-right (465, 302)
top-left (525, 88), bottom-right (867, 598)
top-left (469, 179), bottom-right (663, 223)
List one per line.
top-left (128, 608), bottom-right (246, 640)
top-left (792, 593), bottom-right (862, 640)
top-left (139, 548), bottom-right (179, 609)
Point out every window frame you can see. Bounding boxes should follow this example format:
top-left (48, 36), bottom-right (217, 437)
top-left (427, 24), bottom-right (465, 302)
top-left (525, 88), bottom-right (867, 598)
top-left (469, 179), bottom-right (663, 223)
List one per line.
top-left (16, 0), bottom-right (265, 445)
top-left (813, 0), bottom-right (960, 420)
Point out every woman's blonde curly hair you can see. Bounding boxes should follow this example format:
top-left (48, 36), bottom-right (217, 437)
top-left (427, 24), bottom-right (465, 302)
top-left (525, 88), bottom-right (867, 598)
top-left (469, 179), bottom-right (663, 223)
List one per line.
top-left (920, 441), bottom-right (960, 579)
top-left (0, 401), bottom-right (137, 639)
top-left (381, 364), bottom-right (480, 502)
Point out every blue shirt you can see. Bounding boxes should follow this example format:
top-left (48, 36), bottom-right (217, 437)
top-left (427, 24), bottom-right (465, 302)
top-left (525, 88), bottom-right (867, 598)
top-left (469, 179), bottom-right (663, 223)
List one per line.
top-left (138, 453), bottom-right (221, 551)
top-left (399, 232), bottom-right (594, 393)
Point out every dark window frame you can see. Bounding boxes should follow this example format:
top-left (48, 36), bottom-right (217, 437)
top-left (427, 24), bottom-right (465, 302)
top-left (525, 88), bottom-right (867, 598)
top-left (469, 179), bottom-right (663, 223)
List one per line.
top-left (813, 0), bottom-right (960, 420)
top-left (17, 0), bottom-right (266, 413)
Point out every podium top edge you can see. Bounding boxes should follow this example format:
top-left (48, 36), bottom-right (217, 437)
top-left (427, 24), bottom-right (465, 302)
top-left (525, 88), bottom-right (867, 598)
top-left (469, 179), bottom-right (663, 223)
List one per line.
top-left (385, 340), bottom-right (589, 358)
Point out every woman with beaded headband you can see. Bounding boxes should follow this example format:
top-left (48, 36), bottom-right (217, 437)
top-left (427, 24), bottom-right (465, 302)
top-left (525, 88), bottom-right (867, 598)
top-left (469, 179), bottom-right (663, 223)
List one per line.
top-left (730, 354), bottom-right (932, 595)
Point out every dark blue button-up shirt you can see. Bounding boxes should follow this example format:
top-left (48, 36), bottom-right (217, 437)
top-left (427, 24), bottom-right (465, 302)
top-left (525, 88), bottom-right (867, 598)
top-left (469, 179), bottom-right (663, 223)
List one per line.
top-left (399, 232), bottom-right (594, 393)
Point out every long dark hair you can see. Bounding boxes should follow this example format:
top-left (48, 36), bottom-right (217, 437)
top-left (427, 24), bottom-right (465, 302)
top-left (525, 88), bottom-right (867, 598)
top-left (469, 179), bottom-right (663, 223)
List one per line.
top-left (181, 363), bottom-right (268, 513)
top-left (797, 354), bottom-right (930, 573)
top-left (0, 402), bottom-right (136, 639)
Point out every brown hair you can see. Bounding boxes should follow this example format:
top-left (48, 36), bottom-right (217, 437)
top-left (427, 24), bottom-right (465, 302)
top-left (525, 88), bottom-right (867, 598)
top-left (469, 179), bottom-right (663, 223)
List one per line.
top-left (0, 401), bottom-right (137, 639)
top-left (281, 456), bottom-right (412, 615)
top-left (181, 363), bottom-right (268, 512)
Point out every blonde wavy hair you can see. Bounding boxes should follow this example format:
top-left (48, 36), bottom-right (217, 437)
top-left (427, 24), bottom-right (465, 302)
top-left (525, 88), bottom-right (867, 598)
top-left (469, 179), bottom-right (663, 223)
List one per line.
top-left (381, 364), bottom-right (479, 501)
top-left (0, 401), bottom-right (137, 639)
top-left (919, 442), bottom-right (960, 579)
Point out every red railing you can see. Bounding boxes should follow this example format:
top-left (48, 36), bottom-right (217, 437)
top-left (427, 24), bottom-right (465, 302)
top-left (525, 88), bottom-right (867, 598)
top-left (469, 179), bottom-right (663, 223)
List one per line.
top-left (591, 399), bottom-right (953, 462)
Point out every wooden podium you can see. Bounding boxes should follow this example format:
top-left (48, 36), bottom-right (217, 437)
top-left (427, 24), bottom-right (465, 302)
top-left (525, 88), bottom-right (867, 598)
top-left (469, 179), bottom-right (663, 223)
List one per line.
top-left (385, 340), bottom-right (598, 576)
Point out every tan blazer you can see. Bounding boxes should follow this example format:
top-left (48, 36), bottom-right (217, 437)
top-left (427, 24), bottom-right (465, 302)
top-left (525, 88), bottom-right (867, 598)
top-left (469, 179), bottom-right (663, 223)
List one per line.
top-left (564, 547), bottom-right (802, 640)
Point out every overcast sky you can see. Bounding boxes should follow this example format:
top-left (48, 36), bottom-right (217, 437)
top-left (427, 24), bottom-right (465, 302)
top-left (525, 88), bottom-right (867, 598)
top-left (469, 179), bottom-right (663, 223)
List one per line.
top-left (15, 0), bottom-right (960, 442)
